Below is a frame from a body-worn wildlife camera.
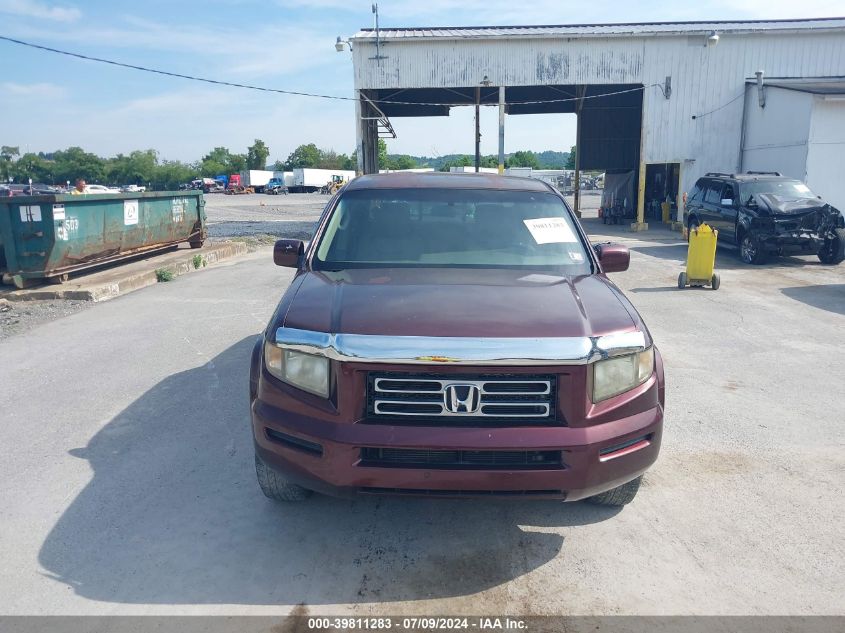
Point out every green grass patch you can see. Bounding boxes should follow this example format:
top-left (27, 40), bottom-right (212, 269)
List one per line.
top-left (155, 268), bottom-right (175, 282)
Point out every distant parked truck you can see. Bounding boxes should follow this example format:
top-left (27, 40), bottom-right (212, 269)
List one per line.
top-left (226, 174), bottom-right (251, 194)
top-left (265, 177), bottom-right (289, 195)
top-left (239, 170), bottom-right (274, 193)
top-left (273, 171), bottom-right (295, 187)
top-left (289, 168), bottom-right (356, 193)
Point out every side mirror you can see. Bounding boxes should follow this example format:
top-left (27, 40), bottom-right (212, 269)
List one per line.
top-left (273, 239), bottom-right (304, 268)
top-left (595, 243), bottom-right (630, 273)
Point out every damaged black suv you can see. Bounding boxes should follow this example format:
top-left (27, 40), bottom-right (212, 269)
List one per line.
top-left (684, 172), bottom-right (845, 265)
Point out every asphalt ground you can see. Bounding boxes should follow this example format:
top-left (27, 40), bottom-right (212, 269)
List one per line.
top-left (0, 192), bottom-right (843, 616)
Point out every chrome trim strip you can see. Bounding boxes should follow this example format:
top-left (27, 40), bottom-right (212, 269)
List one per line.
top-left (275, 327), bottom-right (646, 365)
top-left (373, 377), bottom-right (551, 395)
top-left (373, 401), bottom-right (551, 418)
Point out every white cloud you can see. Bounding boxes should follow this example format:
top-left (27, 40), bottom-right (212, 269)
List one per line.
top-left (0, 0), bottom-right (80, 22)
top-left (1, 81), bottom-right (65, 97)
top-left (7, 16), bottom-right (339, 80)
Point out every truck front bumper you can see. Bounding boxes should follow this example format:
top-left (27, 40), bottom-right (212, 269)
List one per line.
top-left (252, 398), bottom-right (663, 501)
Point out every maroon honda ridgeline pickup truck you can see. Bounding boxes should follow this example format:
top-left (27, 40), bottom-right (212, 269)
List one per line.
top-left (250, 173), bottom-right (664, 506)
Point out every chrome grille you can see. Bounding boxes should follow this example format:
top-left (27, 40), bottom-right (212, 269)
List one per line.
top-left (366, 373), bottom-right (557, 425)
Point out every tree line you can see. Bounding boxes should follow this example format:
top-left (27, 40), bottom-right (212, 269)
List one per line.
top-left (0, 140), bottom-right (272, 190)
top-left (1, 139), bottom-right (575, 190)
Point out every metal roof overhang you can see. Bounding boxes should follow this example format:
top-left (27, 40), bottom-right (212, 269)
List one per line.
top-left (351, 17), bottom-right (845, 42)
top-left (368, 84), bottom-right (642, 118)
top-left (362, 84), bottom-right (642, 171)
top-left (747, 76), bottom-right (845, 95)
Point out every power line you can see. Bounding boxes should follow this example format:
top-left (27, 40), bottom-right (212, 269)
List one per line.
top-left (691, 91), bottom-right (745, 119)
top-left (1, 34), bottom-right (657, 107)
top-left (0, 35), bottom-right (359, 102)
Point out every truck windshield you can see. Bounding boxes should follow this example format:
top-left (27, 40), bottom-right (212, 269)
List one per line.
top-left (741, 180), bottom-right (817, 203)
top-left (313, 188), bottom-right (592, 273)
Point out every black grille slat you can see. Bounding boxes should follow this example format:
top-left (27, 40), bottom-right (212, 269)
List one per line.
top-left (360, 447), bottom-right (562, 469)
top-left (366, 372), bottom-right (561, 427)
top-left (481, 404), bottom-right (549, 416)
top-left (483, 382), bottom-right (550, 394)
top-left (359, 487), bottom-right (564, 497)
top-left (376, 402), bottom-right (443, 415)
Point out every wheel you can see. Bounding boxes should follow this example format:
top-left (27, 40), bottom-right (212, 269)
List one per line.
top-left (47, 273), bottom-right (69, 285)
top-left (586, 476), bottom-right (642, 507)
top-left (678, 271), bottom-right (687, 289)
top-left (818, 228), bottom-right (845, 265)
top-left (711, 273), bottom-right (720, 290)
top-left (740, 233), bottom-right (767, 265)
top-left (12, 275), bottom-right (38, 289)
top-left (255, 453), bottom-right (312, 502)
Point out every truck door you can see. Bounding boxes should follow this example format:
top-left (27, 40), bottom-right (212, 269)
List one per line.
top-left (699, 180), bottom-right (724, 229)
top-left (686, 179), bottom-right (708, 227)
top-left (715, 182), bottom-right (739, 243)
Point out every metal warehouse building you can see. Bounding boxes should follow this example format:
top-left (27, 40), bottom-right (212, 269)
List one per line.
top-left (346, 17), bottom-right (845, 228)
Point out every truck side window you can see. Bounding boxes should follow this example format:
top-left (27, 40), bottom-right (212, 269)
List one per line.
top-left (689, 182), bottom-right (703, 202)
top-left (721, 184), bottom-right (736, 205)
top-left (704, 182), bottom-right (723, 204)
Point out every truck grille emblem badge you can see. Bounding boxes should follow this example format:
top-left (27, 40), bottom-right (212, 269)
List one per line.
top-left (444, 384), bottom-right (481, 414)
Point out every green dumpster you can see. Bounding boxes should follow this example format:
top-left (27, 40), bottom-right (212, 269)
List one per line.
top-left (0, 191), bottom-right (206, 289)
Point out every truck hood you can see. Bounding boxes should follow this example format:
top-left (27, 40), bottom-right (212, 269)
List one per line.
top-left (757, 194), bottom-right (828, 216)
top-left (281, 268), bottom-right (640, 339)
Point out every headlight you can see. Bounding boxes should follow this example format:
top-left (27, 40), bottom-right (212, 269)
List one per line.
top-left (592, 347), bottom-right (654, 402)
top-left (264, 341), bottom-right (329, 398)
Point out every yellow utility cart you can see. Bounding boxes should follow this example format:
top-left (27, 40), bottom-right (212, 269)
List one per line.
top-left (679, 223), bottom-right (720, 290)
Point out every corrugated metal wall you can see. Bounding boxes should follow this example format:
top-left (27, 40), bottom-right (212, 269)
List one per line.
top-left (806, 98), bottom-right (845, 211)
top-left (741, 86), bottom-right (814, 179)
top-left (352, 30), bottom-right (845, 194)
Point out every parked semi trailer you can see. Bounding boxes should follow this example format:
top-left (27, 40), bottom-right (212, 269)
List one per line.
top-left (239, 170), bottom-right (274, 193)
top-left (289, 168), bottom-right (356, 193)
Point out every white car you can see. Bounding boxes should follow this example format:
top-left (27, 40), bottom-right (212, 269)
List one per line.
top-left (85, 184), bottom-right (121, 194)
top-left (121, 184), bottom-right (146, 193)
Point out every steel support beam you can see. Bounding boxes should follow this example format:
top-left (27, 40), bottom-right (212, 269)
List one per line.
top-left (475, 86), bottom-right (481, 172)
top-left (498, 86), bottom-right (505, 175)
top-left (631, 88), bottom-right (649, 231)
top-left (573, 85), bottom-right (586, 218)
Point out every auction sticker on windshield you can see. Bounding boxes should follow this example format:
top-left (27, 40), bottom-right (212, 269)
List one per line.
top-left (523, 217), bottom-right (578, 244)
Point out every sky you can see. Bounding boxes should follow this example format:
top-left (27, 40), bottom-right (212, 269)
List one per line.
top-left (0, 0), bottom-right (842, 165)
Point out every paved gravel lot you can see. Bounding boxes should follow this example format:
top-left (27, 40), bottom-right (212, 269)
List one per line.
top-left (204, 191), bottom-right (329, 240)
top-left (0, 193), bottom-right (843, 617)
top-left (0, 298), bottom-right (88, 341)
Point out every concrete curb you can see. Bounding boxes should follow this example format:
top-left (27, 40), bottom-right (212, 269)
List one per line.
top-left (1, 241), bottom-right (248, 303)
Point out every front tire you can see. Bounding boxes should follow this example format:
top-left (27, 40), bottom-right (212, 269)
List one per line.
top-left (740, 233), bottom-right (767, 265)
top-left (586, 476), bottom-right (642, 507)
top-left (255, 453), bottom-right (312, 502)
top-left (711, 273), bottom-right (720, 290)
top-left (818, 229), bottom-right (845, 265)
top-left (678, 271), bottom-right (687, 289)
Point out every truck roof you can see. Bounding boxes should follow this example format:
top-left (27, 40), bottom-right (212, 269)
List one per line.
top-left (345, 172), bottom-right (553, 192)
